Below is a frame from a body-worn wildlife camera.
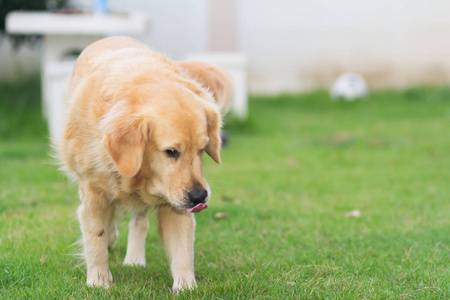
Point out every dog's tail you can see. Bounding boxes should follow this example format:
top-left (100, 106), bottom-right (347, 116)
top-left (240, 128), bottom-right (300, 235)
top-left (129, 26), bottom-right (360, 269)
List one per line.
top-left (177, 60), bottom-right (234, 114)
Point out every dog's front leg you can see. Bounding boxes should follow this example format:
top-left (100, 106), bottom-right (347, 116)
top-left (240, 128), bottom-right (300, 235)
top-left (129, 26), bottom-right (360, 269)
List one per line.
top-left (123, 209), bottom-right (149, 266)
top-left (158, 206), bottom-right (196, 293)
top-left (77, 184), bottom-right (115, 288)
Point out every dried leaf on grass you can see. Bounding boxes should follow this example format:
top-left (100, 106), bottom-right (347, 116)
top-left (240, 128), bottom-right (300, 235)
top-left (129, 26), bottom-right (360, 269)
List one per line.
top-left (345, 210), bottom-right (361, 217)
top-left (214, 212), bottom-right (230, 219)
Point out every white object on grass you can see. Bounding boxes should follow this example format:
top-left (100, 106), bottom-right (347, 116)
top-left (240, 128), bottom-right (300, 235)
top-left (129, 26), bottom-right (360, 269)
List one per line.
top-left (330, 72), bottom-right (368, 101)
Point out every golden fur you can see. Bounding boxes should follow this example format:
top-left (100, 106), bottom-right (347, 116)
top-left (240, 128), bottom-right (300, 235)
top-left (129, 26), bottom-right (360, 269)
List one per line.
top-left (177, 60), bottom-right (233, 114)
top-left (58, 36), bottom-right (232, 292)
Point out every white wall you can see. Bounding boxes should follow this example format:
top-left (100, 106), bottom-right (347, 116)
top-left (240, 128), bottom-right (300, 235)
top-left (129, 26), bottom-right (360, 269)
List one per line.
top-left (3, 0), bottom-right (450, 93)
top-left (237, 0), bottom-right (450, 93)
top-left (110, 0), bottom-right (209, 59)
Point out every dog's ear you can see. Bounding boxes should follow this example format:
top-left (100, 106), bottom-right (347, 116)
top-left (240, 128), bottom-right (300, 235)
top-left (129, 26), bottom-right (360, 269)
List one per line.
top-left (101, 103), bottom-right (149, 177)
top-left (204, 103), bottom-right (222, 164)
top-left (178, 60), bottom-right (233, 113)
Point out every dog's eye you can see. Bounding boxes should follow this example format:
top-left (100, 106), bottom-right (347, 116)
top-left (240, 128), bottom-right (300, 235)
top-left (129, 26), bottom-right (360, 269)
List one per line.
top-left (165, 149), bottom-right (179, 159)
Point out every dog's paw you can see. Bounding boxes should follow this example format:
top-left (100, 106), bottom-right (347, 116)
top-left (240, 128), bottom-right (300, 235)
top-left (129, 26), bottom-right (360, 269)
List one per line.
top-left (86, 268), bottom-right (113, 288)
top-left (172, 272), bottom-right (197, 294)
top-left (123, 255), bottom-right (146, 267)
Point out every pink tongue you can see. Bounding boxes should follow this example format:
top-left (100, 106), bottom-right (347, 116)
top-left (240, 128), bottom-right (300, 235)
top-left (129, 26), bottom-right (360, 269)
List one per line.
top-left (186, 203), bottom-right (208, 213)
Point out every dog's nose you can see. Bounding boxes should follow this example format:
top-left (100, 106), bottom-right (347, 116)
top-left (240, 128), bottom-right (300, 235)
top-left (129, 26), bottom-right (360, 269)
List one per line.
top-left (187, 188), bottom-right (208, 205)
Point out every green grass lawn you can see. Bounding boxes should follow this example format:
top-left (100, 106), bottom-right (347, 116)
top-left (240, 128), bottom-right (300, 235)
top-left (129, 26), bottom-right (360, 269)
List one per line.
top-left (0, 79), bottom-right (449, 299)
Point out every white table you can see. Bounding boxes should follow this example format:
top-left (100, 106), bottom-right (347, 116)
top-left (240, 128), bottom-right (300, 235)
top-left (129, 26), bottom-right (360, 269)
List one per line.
top-left (6, 11), bottom-right (149, 142)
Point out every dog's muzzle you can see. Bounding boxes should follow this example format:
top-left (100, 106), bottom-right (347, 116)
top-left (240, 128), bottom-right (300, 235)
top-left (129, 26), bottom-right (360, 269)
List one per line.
top-left (185, 188), bottom-right (208, 213)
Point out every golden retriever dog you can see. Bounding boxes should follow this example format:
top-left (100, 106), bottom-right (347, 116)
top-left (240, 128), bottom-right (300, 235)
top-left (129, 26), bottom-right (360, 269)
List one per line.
top-left (58, 36), bottom-right (232, 292)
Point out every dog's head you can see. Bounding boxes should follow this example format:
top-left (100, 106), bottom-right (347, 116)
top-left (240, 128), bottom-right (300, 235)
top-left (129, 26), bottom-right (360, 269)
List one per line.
top-left (101, 82), bottom-right (222, 211)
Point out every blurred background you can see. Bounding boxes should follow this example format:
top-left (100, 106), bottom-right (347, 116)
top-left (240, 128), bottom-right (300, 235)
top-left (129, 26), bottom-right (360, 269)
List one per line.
top-left (2, 0), bottom-right (450, 94)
